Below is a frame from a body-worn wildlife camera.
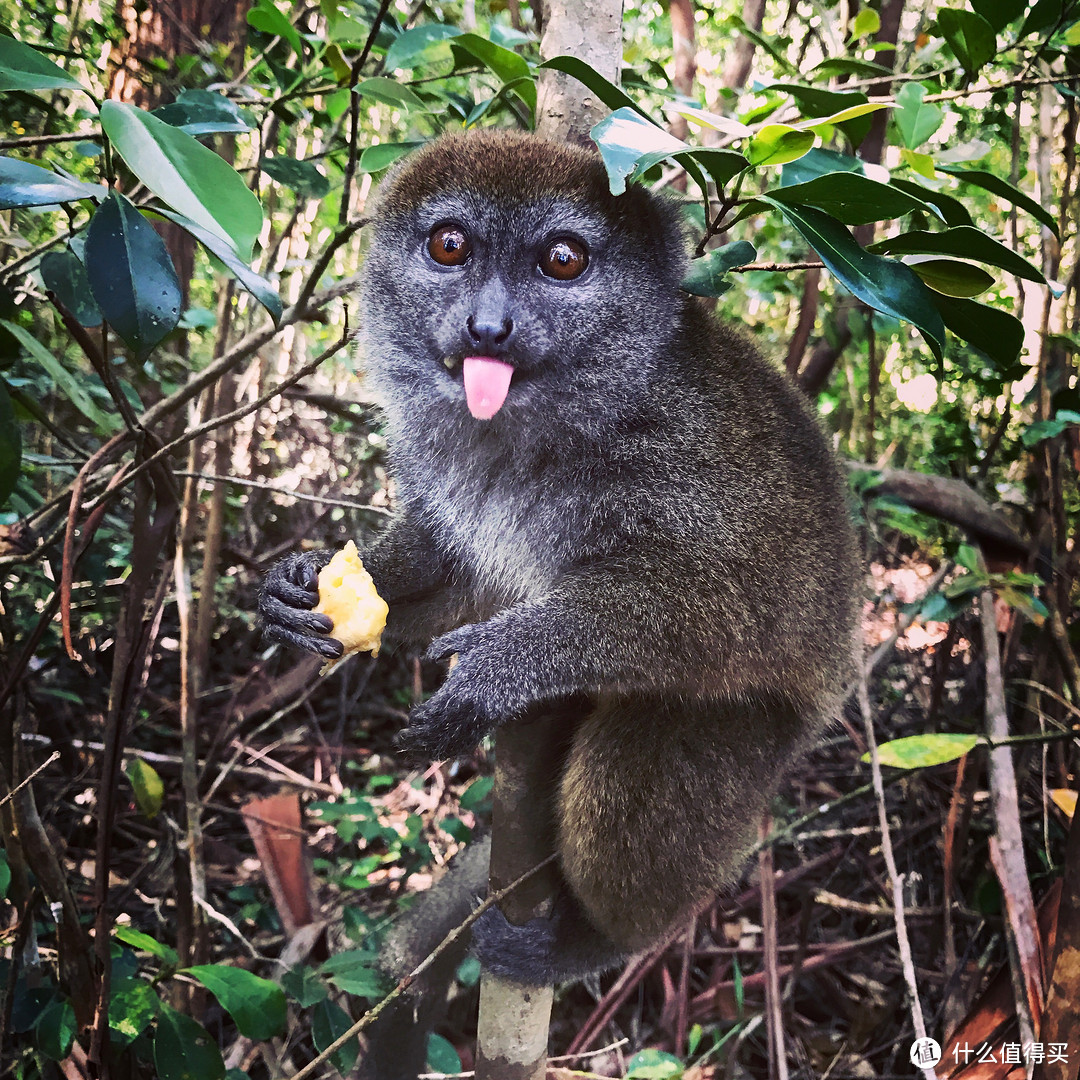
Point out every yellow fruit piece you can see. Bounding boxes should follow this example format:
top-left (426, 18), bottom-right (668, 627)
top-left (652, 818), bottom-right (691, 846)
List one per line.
top-left (313, 541), bottom-right (388, 661)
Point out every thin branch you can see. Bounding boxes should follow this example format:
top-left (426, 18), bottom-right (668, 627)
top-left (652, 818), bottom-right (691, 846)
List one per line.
top-left (285, 853), bottom-right (559, 1080)
top-left (858, 669), bottom-right (937, 1079)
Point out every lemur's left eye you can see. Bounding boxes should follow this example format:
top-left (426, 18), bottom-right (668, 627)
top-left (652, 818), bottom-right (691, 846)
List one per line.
top-left (539, 238), bottom-right (588, 280)
top-left (428, 225), bottom-right (471, 266)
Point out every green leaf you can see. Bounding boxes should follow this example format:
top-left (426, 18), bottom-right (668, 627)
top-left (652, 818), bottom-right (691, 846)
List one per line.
top-left (540, 55), bottom-right (644, 116)
top-left (359, 141), bottom-right (422, 173)
top-left (0, 156), bottom-right (103, 209)
top-left (281, 965), bottom-right (328, 1007)
top-left (746, 124), bottom-right (815, 167)
top-left (109, 978), bottom-right (160, 1047)
top-left (682, 241), bottom-right (756, 297)
top-left (0, 849), bottom-right (10, 900)
top-left (889, 178), bottom-right (974, 227)
top-left (0, 318), bottom-right (115, 431)
top-left (1020, 0), bottom-right (1068, 37)
top-left (0, 36), bottom-right (84, 93)
top-left (931, 294), bottom-right (1025, 371)
top-left (459, 775), bottom-right (493, 811)
top-left (678, 148), bottom-right (748, 189)
top-left (729, 15), bottom-right (796, 73)
top-left (869, 226), bottom-right (1045, 284)
top-left (40, 248), bottom-right (102, 326)
top-left (84, 191), bottom-right (181, 357)
top-left (311, 999), bottom-right (359, 1075)
top-left (100, 100), bottom-right (263, 259)
top-left (803, 101), bottom-right (889, 134)
top-left (627, 1048), bottom-right (685, 1079)
top-left (426, 1033), bottom-right (462, 1074)
top-left (970, 0), bottom-right (1027, 32)
top-left (769, 83), bottom-right (869, 119)
top-left (667, 104), bottom-right (752, 138)
top-left (114, 926), bottom-right (180, 966)
top-left (900, 150), bottom-right (936, 179)
top-left (906, 257), bottom-right (995, 297)
top-left (318, 949), bottom-right (388, 997)
top-left (261, 156), bottom-right (329, 199)
top-left (154, 1006), bottom-right (225, 1080)
top-left (450, 33), bottom-right (536, 115)
top-left (153, 207), bottom-right (282, 324)
top-left (938, 9), bottom-right (997, 75)
top-left (383, 24), bottom-right (462, 70)
top-left (1022, 410), bottom-right (1080, 446)
top-left (864, 733), bottom-right (979, 769)
top-left (0, 378), bottom-right (22, 509)
top-left (938, 164), bottom-right (1060, 238)
top-left (126, 758), bottom-right (164, 819)
top-left (354, 76), bottom-right (426, 112)
top-left (247, 0), bottom-right (304, 59)
top-left (591, 107), bottom-right (688, 195)
top-left (851, 7), bottom-right (881, 37)
top-left (152, 89), bottom-right (250, 136)
top-left (780, 147), bottom-right (867, 185)
top-left (184, 965), bottom-right (286, 1041)
top-left (35, 997), bottom-right (76, 1060)
top-left (764, 173), bottom-right (941, 225)
top-left (809, 58), bottom-right (896, 79)
top-left (760, 199), bottom-right (945, 357)
top-left (893, 83), bottom-right (943, 150)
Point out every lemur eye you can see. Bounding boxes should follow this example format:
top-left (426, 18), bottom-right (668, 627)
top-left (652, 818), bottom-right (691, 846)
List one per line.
top-left (428, 225), bottom-right (471, 266)
top-left (540, 238), bottom-right (588, 281)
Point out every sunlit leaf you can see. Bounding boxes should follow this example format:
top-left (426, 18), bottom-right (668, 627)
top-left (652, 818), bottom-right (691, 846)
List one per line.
top-left (893, 83), bottom-right (942, 149)
top-left (152, 89), bottom-right (250, 136)
top-left (126, 758), bottom-right (164, 818)
top-left (864, 733), bottom-right (979, 769)
top-left (592, 107), bottom-right (688, 195)
top-left (746, 124), bottom-right (815, 166)
top-left (359, 141), bottom-right (422, 173)
top-left (109, 978), bottom-right (159, 1047)
top-left (852, 7), bottom-right (882, 36)
top-left (0, 156), bottom-right (103, 209)
top-left (905, 257), bottom-right (995, 298)
top-left (900, 149), bottom-right (936, 179)
top-left (114, 926), bottom-right (180, 966)
top-left (383, 24), bottom-right (461, 70)
top-left (247, 0), bottom-right (304, 59)
top-left (0, 36), bottom-right (84, 93)
top-left (101, 100), bottom-right (263, 259)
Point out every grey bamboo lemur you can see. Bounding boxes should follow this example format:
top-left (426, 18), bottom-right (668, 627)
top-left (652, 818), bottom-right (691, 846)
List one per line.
top-left (260, 128), bottom-right (860, 985)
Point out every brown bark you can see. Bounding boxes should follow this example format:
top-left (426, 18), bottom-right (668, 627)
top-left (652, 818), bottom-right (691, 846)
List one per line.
top-left (722, 0), bottom-right (767, 93)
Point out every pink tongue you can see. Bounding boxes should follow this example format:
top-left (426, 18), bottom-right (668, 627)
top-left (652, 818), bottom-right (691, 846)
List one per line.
top-left (463, 356), bottom-right (515, 420)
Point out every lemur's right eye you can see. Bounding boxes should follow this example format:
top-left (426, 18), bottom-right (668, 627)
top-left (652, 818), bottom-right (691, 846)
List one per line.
top-left (428, 225), bottom-right (471, 266)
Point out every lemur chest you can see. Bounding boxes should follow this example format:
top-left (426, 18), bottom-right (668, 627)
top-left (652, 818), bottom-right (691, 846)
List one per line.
top-left (414, 461), bottom-right (576, 604)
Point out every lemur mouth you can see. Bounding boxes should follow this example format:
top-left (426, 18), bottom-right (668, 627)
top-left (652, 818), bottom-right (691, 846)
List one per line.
top-left (441, 355), bottom-right (519, 420)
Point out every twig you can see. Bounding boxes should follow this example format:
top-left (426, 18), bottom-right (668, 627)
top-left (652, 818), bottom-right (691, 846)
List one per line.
top-left (980, 588), bottom-right (1042, 1051)
top-left (284, 853), bottom-right (559, 1080)
top-left (0, 752), bottom-right (60, 809)
top-left (858, 667), bottom-right (937, 1079)
top-left (173, 471), bottom-right (389, 515)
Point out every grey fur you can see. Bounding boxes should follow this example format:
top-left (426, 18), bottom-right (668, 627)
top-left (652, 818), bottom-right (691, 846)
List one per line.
top-left (261, 129), bottom-right (860, 1002)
